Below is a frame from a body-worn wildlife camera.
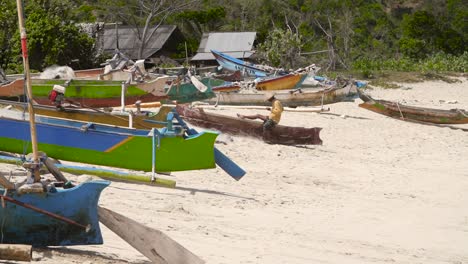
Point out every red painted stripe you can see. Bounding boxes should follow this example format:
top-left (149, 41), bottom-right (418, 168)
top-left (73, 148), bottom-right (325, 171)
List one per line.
top-left (21, 38), bottom-right (28, 58)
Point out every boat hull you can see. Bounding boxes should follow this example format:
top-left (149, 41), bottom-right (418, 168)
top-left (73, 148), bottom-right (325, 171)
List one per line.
top-left (0, 181), bottom-right (109, 246)
top-left (358, 90), bottom-right (468, 124)
top-left (0, 111), bottom-right (218, 172)
top-left (176, 105), bottom-right (323, 145)
top-left (211, 50), bottom-right (270, 77)
top-left (0, 99), bottom-right (171, 129)
top-left (165, 78), bottom-right (224, 103)
top-left (256, 73), bottom-right (307, 91)
top-left (209, 84), bottom-right (357, 107)
top-left (1, 78), bottom-right (168, 107)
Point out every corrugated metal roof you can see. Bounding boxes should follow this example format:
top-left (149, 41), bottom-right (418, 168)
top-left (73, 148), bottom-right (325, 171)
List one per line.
top-left (191, 51), bottom-right (254, 61)
top-left (103, 25), bottom-right (177, 59)
top-left (191, 32), bottom-right (256, 61)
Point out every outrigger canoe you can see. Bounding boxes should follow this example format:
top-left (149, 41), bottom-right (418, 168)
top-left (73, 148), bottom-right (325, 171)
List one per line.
top-left (213, 73), bottom-right (307, 92)
top-left (0, 75), bottom-right (219, 107)
top-left (0, 98), bottom-right (171, 129)
top-left (211, 50), bottom-right (273, 77)
top-left (209, 82), bottom-right (357, 107)
top-left (0, 108), bottom-right (218, 172)
top-left (358, 89), bottom-right (468, 124)
top-left (176, 105), bottom-right (323, 145)
top-left (0, 78), bottom-right (170, 107)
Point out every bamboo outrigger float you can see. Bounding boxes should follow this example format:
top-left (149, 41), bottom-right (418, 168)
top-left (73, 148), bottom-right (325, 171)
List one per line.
top-left (358, 89), bottom-right (468, 124)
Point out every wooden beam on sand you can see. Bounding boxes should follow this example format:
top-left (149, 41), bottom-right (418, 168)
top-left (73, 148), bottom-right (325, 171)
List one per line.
top-left (98, 206), bottom-right (204, 264)
top-left (192, 104), bottom-right (330, 113)
top-left (0, 244), bottom-right (32, 262)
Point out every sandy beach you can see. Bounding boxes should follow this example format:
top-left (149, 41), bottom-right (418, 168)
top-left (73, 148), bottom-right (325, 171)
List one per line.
top-left (1, 77), bottom-right (467, 263)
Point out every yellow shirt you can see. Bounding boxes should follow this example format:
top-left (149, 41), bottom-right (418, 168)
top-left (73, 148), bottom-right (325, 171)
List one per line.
top-left (269, 99), bottom-right (283, 124)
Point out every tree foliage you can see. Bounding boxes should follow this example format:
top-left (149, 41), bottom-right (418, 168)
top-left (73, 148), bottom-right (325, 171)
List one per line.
top-left (2, 0), bottom-right (95, 72)
top-left (258, 28), bottom-right (303, 69)
top-left (0, 0), bottom-right (18, 71)
top-left (1, 0), bottom-right (466, 73)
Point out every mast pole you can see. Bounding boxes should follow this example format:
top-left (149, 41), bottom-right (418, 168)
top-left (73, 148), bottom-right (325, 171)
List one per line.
top-left (16, 0), bottom-right (41, 182)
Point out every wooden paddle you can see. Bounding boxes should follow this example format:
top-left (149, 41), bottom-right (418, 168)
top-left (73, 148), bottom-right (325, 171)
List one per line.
top-left (98, 206), bottom-right (204, 264)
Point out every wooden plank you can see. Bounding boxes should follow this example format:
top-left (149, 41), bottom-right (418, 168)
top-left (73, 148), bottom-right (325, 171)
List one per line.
top-left (98, 206), bottom-right (204, 264)
top-left (44, 157), bottom-right (69, 183)
top-left (0, 244), bottom-right (32, 262)
top-left (0, 174), bottom-right (15, 189)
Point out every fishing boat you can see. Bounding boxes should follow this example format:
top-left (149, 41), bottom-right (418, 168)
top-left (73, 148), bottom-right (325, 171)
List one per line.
top-left (211, 50), bottom-right (276, 77)
top-left (165, 76), bottom-right (224, 104)
top-left (209, 82), bottom-right (357, 107)
top-left (0, 77), bottom-right (170, 107)
top-left (0, 0), bottom-right (110, 249)
top-left (0, 108), bottom-right (218, 172)
top-left (213, 73), bottom-right (307, 92)
top-left (0, 73), bottom-right (219, 107)
top-left (176, 105), bottom-right (323, 145)
top-left (0, 180), bottom-right (109, 246)
top-left (0, 98), bottom-right (171, 129)
top-left (358, 89), bottom-right (468, 124)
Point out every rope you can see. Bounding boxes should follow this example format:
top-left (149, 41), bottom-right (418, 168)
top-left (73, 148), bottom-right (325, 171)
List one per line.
top-left (19, 85), bottom-right (30, 156)
top-left (1, 188), bottom-right (7, 243)
top-left (457, 109), bottom-right (468, 118)
top-left (320, 90), bottom-right (325, 109)
top-left (151, 128), bottom-right (161, 182)
top-left (1, 211), bottom-right (5, 243)
top-left (396, 102), bottom-right (405, 120)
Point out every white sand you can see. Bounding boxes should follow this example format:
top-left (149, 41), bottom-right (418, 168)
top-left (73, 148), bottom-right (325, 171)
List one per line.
top-left (2, 77), bottom-right (468, 264)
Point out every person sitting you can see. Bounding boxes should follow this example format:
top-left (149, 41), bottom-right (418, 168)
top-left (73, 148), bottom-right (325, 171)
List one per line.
top-left (237, 93), bottom-right (284, 134)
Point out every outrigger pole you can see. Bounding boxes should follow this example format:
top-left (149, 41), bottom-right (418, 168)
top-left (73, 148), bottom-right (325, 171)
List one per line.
top-left (16, 0), bottom-right (41, 182)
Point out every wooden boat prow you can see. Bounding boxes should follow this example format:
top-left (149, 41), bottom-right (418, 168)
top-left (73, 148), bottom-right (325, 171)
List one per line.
top-left (176, 105), bottom-right (322, 145)
top-left (0, 78), bottom-right (24, 97)
top-left (0, 180), bottom-right (109, 246)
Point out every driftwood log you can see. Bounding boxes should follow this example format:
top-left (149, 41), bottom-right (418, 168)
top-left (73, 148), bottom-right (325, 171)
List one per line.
top-left (98, 206), bottom-right (204, 264)
top-left (0, 244), bottom-right (32, 262)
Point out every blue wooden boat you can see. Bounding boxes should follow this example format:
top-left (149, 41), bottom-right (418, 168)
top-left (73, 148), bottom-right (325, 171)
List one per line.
top-left (211, 50), bottom-right (272, 77)
top-left (0, 180), bottom-right (109, 246)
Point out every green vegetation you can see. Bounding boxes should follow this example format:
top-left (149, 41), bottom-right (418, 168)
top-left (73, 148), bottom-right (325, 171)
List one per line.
top-left (0, 0), bottom-right (466, 74)
top-left (353, 52), bottom-right (468, 73)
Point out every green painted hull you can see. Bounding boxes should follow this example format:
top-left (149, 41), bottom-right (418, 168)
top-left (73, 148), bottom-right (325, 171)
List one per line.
top-left (0, 133), bottom-right (217, 172)
top-left (165, 78), bottom-right (225, 103)
top-left (32, 79), bottom-right (147, 98)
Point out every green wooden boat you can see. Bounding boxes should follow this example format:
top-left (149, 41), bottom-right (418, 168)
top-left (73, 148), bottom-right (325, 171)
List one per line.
top-left (165, 77), bottom-right (225, 103)
top-left (1, 78), bottom-right (168, 107)
top-left (1, 76), bottom-right (223, 107)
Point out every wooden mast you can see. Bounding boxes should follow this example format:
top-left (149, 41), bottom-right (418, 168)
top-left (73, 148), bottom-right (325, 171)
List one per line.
top-left (16, 0), bottom-right (41, 182)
